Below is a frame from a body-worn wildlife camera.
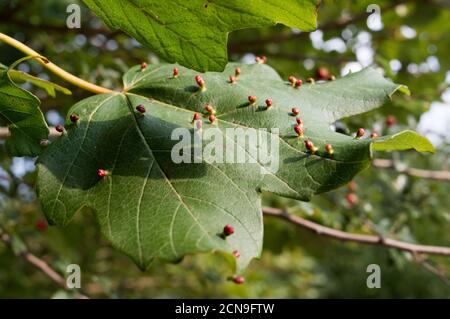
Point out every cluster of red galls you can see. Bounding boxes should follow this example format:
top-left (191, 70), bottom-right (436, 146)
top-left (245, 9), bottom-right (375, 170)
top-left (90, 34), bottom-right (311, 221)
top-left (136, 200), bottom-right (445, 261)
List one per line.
top-left (63, 62), bottom-right (399, 287)
top-left (222, 224), bottom-right (245, 285)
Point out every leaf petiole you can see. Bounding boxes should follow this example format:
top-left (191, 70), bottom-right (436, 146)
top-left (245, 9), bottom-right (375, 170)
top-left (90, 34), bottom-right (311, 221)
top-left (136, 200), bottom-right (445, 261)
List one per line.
top-left (0, 32), bottom-right (114, 94)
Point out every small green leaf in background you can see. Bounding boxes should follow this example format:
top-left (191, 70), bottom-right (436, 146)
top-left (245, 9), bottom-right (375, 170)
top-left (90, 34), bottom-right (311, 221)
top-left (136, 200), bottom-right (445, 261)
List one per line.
top-left (0, 64), bottom-right (49, 157)
top-left (9, 69), bottom-right (71, 97)
top-left (37, 63), bottom-right (433, 273)
top-left (372, 130), bottom-right (435, 153)
top-left (82, 0), bottom-right (320, 72)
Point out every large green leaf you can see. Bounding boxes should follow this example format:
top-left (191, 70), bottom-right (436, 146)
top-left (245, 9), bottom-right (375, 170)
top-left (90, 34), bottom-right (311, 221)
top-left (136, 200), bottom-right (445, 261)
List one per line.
top-left (0, 67), bottom-right (49, 157)
top-left (36, 63), bottom-right (434, 272)
top-left (82, 0), bottom-right (319, 71)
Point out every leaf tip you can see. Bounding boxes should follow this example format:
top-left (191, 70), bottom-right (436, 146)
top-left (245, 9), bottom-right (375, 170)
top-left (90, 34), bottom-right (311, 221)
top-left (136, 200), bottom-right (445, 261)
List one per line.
top-left (371, 130), bottom-right (435, 154)
top-left (396, 84), bottom-right (411, 97)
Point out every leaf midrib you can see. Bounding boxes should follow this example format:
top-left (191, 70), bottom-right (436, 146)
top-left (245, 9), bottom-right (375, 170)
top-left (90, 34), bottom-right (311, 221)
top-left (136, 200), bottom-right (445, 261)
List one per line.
top-left (122, 94), bottom-right (219, 258)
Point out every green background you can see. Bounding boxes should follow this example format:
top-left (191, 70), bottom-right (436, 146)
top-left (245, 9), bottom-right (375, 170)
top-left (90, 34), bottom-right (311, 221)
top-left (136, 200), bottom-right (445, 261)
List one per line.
top-left (0, 0), bottom-right (449, 298)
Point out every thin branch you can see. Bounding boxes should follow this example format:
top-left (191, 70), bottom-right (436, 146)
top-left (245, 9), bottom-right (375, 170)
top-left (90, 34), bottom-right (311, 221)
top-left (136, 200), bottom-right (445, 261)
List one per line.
top-left (365, 219), bottom-right (449, 285)
top-left (373, 159), bottom-right (450, 182)
top-left (412, 253), bottom-right (449, 285)
top-left (0, 229), bottom-right (89, 299)
top-left (262, 207), bottom-right (450, 256)
top-left (0, 32), bottom-right (114, 94)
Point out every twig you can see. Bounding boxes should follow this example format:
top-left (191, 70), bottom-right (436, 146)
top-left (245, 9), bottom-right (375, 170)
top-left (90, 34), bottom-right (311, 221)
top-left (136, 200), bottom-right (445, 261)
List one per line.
top-left (0, 32), bottom-right (114, 94)
top-left (0, 229), bottom-right (89, 299)
top-left (365, 219), bottom-right (449, 285)
top-left (262, 207), bottom-right (450, 256)
top-left (412, 253), bottom-right (449, 286)
top-left (373, 159), bottom-right (450, 182)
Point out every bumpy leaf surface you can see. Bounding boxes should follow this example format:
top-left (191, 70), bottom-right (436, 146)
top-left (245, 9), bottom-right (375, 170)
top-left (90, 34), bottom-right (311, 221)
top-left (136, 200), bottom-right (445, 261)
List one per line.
top-left (37, 63), bottom-right (433, 271)
top-left (82, 0), bottom-right (319, 71)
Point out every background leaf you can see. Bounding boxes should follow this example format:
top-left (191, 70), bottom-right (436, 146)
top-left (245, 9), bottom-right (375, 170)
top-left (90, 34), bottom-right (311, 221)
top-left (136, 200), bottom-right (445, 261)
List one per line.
top-left (0, 68), bottom-right (49, 157)
top-left (373, 130), bottom-right (435, 152)
top-left (82, 0), bottom-right (320, 71)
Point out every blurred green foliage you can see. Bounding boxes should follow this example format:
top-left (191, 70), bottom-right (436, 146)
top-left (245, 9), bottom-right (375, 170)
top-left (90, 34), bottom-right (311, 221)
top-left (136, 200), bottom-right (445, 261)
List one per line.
top-left (0, 0), bottom-right (449, 298)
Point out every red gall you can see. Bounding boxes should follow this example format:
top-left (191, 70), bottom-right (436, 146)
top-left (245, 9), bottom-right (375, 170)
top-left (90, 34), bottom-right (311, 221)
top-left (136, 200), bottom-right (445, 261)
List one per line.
top-left (248, 95), bottom-right (257, 105)
top-left (233, 276), bottom-right (245, 284)
top-left (235, 67), bottom-right (241, 77)
top-left (136, 104), bottom-right (146, 114)
top-left (385, 115), bottom-right (396, 127)
top-left (316, 67), bottom-right (330, 80)
top-left (295, 79), bottom-right (303, 88)
top-left (294, 125), bottom-right (304, 137)
top-left (195, 75), bottom-right (206, 91)
top-left (70, 114), bottom-right (79, 123)
top-left (370, 132), bottom-right (379, 138)
top-left (209, 114), bottom-right (217, 124)
top-left (192, 113), bottom-right (201, 123)
top-left (255, 55), bottom-right (267, 64)
top-left (265, 98), bottom-right (273, 108)
top-left (140, 62), bottom-right (148, 71)
top-left (304, 140), bottom-right (318, 154)
top-left (229, 75), bottom-right (237, 84)
top-left (296, 117), bottom-right (303, 125)
top-left (97, 169), bottom-right (109, 177)
top-left (325, 143), bottom-right (334, 155)
top-left (223, 224), bottom-right (234, 237)
top-left (204, 104), bottom-right (215, 114)
top-left (173, 67), bottom-right (179, 78)
top-left (291, 107), bottom-right (300, 116)
top-left (233, 250), bottom-right (240, 258)
top-left (288, 75), bottom-right (296, 86)
top-left (356, 128), bottom-right (365, 138)
top-left (35, 219), bottom-right (47, 231)
top-left (346, 193), bottom-right (358, 206)
top-left (348, 180), bottom-right (357, 192)
top-left (55, 124), bottom-right (64, 133)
